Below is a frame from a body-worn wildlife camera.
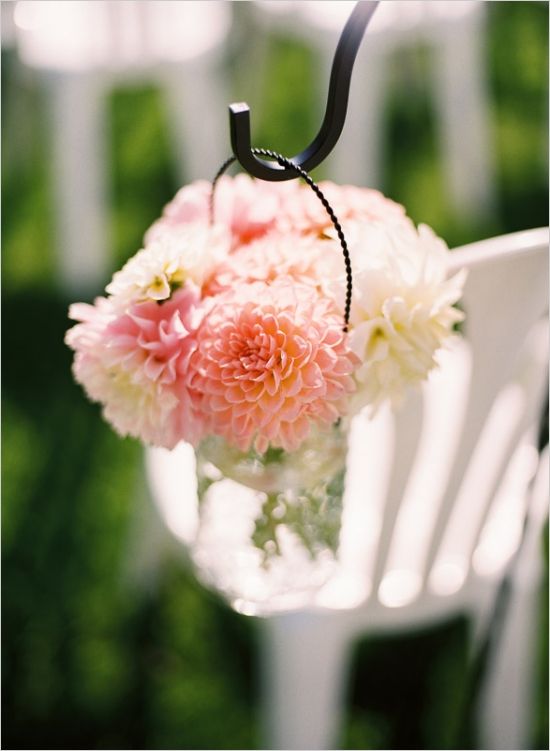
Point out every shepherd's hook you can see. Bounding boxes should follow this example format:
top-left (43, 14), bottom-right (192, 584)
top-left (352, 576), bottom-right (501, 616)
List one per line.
top-left (229, 1), bottom-right (378, 181)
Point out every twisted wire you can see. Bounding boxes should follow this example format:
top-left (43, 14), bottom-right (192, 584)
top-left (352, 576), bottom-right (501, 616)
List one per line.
top-left (209, 155), bottom-right (237, 223)
top-left (210, 149), bottom-right (353, 331)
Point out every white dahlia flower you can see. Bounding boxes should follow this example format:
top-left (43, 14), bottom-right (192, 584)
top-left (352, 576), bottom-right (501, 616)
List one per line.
top-left (106, 223), bottom-right (230, 305)
top-left (341, 221), bottom-right (466, 412)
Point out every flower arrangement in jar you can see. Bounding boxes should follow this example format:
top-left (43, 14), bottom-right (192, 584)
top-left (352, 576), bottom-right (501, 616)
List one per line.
top-left (66, 172), bottom-right (465, 607)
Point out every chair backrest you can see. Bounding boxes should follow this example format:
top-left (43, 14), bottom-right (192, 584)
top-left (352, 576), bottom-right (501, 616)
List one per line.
top-left (320, 227), bottom-right (548, 626)
top-left (145, 228), bottom-right (548, 622)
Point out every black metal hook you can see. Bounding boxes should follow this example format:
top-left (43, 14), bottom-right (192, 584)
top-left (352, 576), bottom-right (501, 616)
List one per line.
top-left (229, 1), bottom-right (378, 182)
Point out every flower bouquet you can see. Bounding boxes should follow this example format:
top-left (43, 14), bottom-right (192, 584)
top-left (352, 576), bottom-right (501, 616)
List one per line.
top-left (66, 171), bottom-right (465, 610)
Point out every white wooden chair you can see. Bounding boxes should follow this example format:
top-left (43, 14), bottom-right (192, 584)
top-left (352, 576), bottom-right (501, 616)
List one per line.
top-left (250, 0), bottom-right (495, 219)
top-left (145, 227), bottom-right (549, 749)
top-left (12, 0), bottom-right (232, 293)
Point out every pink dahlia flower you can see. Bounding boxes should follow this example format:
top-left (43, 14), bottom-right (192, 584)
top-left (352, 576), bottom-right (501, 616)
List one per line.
top-left (144, 177), bottom-right (409, 258)
top-left (66, 287), bottom-right (205, 449)
top-left (145, 175), bottom-right (296, 250)
top-left (188, 280), bottom-right (358, 454)
top-left (204, 231), bottom-right (343, 298)
top-left (277, 182), bottom-right (410, 237)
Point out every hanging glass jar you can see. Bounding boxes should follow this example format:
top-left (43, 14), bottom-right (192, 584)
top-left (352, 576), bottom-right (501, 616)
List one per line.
top-left (191, 421), bottom-right (349, 614)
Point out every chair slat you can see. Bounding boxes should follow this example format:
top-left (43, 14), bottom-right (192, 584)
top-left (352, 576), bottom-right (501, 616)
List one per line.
top-left (423, 236), bottom-right (549, 589)
top-left (370, 392), bottom-right (424, 603)
top-left (380, 338), bottom-right (472, 602)
top-left (336, 404), bottom-right (395, 601)
top-left (468, 321), bottom-right (549, 566)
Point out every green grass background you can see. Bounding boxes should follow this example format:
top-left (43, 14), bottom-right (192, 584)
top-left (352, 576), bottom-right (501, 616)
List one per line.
top-left (2, 2), bottom-right (548, 749)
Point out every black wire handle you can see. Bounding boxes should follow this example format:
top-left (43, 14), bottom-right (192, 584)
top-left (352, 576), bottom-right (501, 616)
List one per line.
top-left (229, 1), bottom-right (378, 181)
top-left (210, 150), bottom-right (353, 331)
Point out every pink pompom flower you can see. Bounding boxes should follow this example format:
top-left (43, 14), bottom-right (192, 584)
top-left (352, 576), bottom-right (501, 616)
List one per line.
top-left (145, 174), bottom-right (296, 250)
top-left (277, 181), bottom-right (411, 237)
top-left (188, 280), bottom-right (358, 454)
top-left (65, 286), bottom-right (206, 449)
top-left (204, 231), bottom-right (343, 298)
top-left (145, 177), bottom-right (408, 254)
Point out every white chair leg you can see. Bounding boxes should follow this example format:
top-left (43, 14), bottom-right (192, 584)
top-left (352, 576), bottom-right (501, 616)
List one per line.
top-left (432, 9), bottom-right (495, 219)
top-left (161, 55), bottom-right (229, 184)
top-left (478, 450), bottom-right (548, 750)
top-left (260, 611), bottom-right (353, 750)
top-left (48, 72), bottom-right (110, 295)
top-left (478, 565), bottom-right (543, 750)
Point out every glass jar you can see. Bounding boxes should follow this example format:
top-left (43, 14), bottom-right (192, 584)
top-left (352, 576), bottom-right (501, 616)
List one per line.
top-left (191, 423), bottom-right (349, 615)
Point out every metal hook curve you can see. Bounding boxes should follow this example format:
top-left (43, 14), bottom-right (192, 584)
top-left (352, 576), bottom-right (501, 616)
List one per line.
top-left (229, 1), bottom-right (379, 181)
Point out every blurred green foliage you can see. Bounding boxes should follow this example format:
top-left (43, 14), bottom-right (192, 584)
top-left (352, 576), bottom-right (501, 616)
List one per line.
top-left (2, 2), bottom-right (548, 749)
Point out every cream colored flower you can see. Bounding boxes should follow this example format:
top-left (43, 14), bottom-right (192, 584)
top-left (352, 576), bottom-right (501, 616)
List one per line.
top-left (342, 221), bottom-right (466, 412)
top-left (106, 223), bottom-right (230, 305)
